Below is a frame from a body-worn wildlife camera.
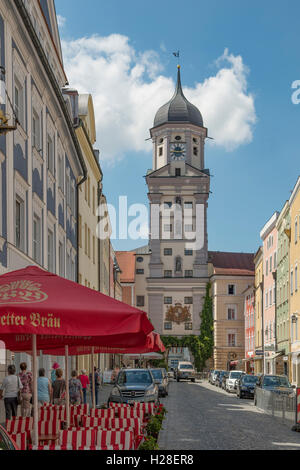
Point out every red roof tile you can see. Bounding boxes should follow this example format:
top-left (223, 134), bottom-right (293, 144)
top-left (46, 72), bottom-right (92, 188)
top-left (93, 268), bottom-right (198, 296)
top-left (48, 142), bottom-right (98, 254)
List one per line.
top-left (208, 251), bottom-right (255, 276)
top-left (115, 251), bottom-right (136, 283)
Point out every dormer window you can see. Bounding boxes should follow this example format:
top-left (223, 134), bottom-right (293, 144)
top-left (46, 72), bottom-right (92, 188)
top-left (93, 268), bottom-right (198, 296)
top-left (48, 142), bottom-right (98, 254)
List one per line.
top-left (193, 147), bottom-right (198, 156)
top-left (175, 135), bottom-right (182, 141)
top-left (193, 137), bottom-right (198, 143)
top-left (159, 138), bottom-right (164, 143)
top-left (158, 147), bottom-right (163, 156)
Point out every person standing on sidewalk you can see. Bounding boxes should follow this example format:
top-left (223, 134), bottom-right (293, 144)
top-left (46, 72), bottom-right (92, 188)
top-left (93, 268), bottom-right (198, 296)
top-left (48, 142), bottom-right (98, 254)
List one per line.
top-left (52, 368), bottom-right (66, 405)
top-left (0, 365), bottom-right (23, 420)
top-left (69, 371), bottom-right (83, 405)
top-left (37, 368), bottom-right (52, 405)
top-left (19, 362), bottom-right (32, 417)
top-left (89, 367), bottom-right (101, 407)
top-left (51, 362), bottom-right (60, 385)
top-left (78, 370), bottom-right (89, 405)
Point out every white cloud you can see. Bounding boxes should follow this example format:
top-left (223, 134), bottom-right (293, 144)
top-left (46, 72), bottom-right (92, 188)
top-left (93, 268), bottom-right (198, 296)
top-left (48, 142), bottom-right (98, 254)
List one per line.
top-left (61, 35), bottom-right (256, 164)
top-left (57, 15), bottom-right (66, 28)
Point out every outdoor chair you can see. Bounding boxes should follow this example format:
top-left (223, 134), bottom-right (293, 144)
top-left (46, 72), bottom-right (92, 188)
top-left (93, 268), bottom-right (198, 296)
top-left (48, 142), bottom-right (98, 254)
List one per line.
top-left (6, 417), bottom-right (33, 434)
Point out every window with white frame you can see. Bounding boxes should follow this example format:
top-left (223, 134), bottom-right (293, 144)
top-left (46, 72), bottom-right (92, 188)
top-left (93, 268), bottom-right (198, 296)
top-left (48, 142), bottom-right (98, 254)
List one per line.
top-left (32, 109), bottom-right (41, 150)
top-left (33, 214), bottom-right (41, 264)
top-left (228, 284), bottom-right (235, 295)
top-left (66, 251), bottom-right (71, 279)
top-left (266, 260), bottom-right (268, 276)
top-left (70, 182), bottom-right (75, 214)
top-left (59, 240), bottom-right (65, 277)
top-left (15, 196), bottom-right (25, 251)
top-left (265, 291), bottom-right (268, 308)
top-left (228, 333), bottom-right (236, 347)
top-left (270, 255), bottom-right (272, 272)
top-left (295, 266), bottom-right (298, 292)
top-left (291, 270), bottom-right (294, 295)
top-left (66, 172), bottom-right (70, 207)
top-left (227, 306), bottom-right (236, 320)
top-left (47, 229), bottom-right (55, 273)
top-left (14, 76), bottom-right (25, 129)
top-left (47, 135), bottom-right (54, 175)
top-left (269, 289), bottom-right (272, 306)
top-left (58, 155), bottom-right (64, 191)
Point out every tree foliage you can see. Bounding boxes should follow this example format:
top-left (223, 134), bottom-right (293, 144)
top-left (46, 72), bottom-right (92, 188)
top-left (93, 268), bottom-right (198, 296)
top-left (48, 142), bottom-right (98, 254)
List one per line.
top-left (161, 282), bottom-right (213, 371)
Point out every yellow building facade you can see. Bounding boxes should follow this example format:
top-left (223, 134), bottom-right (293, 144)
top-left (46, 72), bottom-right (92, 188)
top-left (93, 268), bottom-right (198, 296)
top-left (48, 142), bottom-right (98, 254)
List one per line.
top-left (75, 94), bottom-right (103, 373)
top-left (289, 176), bottom-right (300, 385)
top-left (254, 247), bottom-right (263, 374)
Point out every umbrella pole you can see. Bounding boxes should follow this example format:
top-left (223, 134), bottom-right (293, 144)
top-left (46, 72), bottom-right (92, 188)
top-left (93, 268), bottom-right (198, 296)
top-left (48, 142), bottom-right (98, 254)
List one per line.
top-left (92, 347), bottom-right (96, 409)
top-left (65, 345), bottom-right (70, 428)
top-left (32, 334), bottom-right (38, 447)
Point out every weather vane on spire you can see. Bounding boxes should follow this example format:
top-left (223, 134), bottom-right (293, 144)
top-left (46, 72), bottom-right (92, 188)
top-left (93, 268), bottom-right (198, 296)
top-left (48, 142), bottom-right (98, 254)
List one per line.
top-left (172, 50), bottom-right (180, 67)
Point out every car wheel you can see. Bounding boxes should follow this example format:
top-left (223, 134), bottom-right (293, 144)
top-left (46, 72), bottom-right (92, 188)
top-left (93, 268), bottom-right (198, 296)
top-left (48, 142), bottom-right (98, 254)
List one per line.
top-left (191, 378), bottom-right (195, 383)
top-left (177, 378), bottom-right (180, 382)
top-left (254, 396), bottom-right (257, 406)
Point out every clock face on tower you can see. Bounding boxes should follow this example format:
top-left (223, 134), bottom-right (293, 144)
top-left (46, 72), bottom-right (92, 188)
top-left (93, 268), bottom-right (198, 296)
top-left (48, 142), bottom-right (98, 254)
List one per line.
top-left (170, 143), bottom-right (186, 161)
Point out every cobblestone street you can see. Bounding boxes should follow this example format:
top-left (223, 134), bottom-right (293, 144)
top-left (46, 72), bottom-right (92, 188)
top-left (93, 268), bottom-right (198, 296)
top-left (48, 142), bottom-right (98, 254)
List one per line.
top-left (158, 380), bottom-right (300, 450)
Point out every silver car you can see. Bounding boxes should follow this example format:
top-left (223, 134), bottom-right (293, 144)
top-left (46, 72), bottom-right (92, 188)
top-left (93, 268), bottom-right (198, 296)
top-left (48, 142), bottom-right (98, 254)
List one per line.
top-left (108, 368), bottom-right (159, 404)
top-left (150, 368), bottom-right (169, 397)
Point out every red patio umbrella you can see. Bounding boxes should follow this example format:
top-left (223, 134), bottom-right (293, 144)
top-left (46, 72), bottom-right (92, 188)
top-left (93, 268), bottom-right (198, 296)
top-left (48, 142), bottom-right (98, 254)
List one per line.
top-left (42, 331), bottom-right (164, 356)
top-left (0, 266), bottom-right (153, 348)
top-left (0, 266), bottom-right (153, 444)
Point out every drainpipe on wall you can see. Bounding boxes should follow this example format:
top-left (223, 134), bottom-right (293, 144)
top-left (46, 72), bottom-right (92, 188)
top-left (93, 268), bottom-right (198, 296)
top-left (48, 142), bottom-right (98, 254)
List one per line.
top-left (273, 270), bottom-right (277, 373)
top-left (260, 277), bottom-right (265, 375)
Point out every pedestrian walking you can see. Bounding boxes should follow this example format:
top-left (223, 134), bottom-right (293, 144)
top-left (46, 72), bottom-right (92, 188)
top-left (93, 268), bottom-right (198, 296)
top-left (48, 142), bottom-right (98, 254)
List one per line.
top-left (69, 371), bottom-right (83, 405)
top-left (19, 362), bottom-right (33, 417)
top-left (52, 368), bottom-right (66, 405)
top-left (78, 370), bottom-right (89, 405)
top-left (51, 362), bottom-right (60, 385)
top-left (0, 364), bottom-right (23, 420)
top-left (37, 368), bottom-right (52, 405)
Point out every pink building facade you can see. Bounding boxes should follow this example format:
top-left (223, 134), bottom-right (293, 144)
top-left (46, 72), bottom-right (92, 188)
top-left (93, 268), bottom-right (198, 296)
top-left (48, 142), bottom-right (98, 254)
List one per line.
top-left (260, 212), bottom-right (279, 374)
top-left (244, 286), bottom-right (255, 373)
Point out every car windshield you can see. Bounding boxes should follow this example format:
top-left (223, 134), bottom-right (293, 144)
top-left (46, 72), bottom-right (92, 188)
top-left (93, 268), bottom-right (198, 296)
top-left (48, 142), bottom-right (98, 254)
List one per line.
top-left (230, 372), bottom-right (243, 379)
top-left (180, 364), bottom-right (193, 369)
top-left (117, 370), bottom-right (153, 385)
top-left (263, 376), bottom-right (290, 387)
top-left (242, 375), bottom-right (258, 384)
top-left (151, 369), bottom-right (163, 379)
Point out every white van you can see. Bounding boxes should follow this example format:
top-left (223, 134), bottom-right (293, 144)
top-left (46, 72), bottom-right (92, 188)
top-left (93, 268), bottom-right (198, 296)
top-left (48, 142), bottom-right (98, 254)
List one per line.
top-left (176, 362), bottom-right (196, 382)
top-left (226, 370), bottom-right (245, 392)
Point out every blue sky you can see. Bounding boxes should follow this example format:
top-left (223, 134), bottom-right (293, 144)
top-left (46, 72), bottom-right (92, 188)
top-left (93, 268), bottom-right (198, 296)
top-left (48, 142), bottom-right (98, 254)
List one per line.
top-left (56, 0), bottom-right (300, 252)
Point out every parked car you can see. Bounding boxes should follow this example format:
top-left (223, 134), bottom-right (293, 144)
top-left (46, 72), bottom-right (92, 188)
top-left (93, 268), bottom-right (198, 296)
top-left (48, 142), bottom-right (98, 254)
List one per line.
top-left (208, 370), bottom-right (215, 384)
top-left (216, 371), bottom-right (228, 388)
top-left (108, 368), bottom-right (159, 404)
top-left (176, 362), bottom-right (196, 382)
top-left (254, 374), bottom-right (295, 405)
top-left (221, 372), bottom-right (229, 390)
top-left (210, 370), bottom-right (222, 385)
top-left (150, 368), bottom-right (169, 397)
top-left (226, 370), bottom-right (245, 393)
top-left (0, 424), bottom-right (19, 450)
top-left (236, 374), bottom-right (259, 399)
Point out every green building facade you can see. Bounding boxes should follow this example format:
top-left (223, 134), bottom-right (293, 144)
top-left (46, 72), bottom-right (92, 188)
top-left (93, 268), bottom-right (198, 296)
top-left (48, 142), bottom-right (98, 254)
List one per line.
top-left (276, 201), bottom-right (290, 376)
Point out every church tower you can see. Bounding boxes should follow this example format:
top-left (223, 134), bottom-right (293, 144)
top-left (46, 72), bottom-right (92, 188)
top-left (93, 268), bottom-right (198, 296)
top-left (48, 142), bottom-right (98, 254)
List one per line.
top-left (144, 65), bottom-right (210, 337)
